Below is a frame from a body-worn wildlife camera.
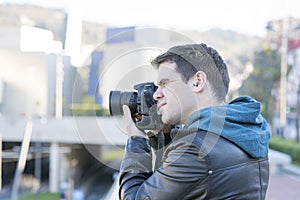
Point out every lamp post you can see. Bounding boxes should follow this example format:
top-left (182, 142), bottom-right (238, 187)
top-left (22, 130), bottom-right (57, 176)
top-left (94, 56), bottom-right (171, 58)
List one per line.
top-left (266, 17), bottom-right (300, 137)
top-left (266, 17), bottom-right (290, 136)
top-left (297, 84), bottom-right (300, 142)
top-left (279, 18), bottom-right (289, 135)
top-left (49, 53), bottom-right (64, 193)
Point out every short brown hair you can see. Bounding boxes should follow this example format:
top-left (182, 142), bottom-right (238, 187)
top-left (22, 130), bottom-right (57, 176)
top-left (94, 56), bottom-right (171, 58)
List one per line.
top-left (151, 43), bottom-right (230, 102)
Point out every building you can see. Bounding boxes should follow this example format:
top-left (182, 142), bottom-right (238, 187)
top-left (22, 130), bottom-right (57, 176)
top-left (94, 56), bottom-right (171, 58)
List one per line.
top-left (0, 20), bottom-right (200, 196)
top-left (98, 26), bottom-right (196, 109)
top-left (0, 25), bottom-right (76, 117)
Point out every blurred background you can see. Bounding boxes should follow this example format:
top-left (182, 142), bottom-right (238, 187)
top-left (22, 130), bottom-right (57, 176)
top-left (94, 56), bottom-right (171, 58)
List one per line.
top-left (0, 0), bottom-right (300, 199)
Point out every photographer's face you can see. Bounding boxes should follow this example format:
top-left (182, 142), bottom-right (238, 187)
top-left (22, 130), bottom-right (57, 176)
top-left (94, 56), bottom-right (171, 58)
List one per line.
top-left (153, 61), bottom-right (198, 125)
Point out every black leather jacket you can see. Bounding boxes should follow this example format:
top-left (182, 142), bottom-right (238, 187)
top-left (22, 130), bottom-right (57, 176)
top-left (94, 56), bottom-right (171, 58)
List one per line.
top-left (119, 129), bottom-right (269, 200)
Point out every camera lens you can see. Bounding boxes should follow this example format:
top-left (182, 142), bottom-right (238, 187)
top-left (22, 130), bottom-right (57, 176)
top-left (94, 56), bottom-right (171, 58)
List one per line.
top-left (109, 91), bottom-right (138, 116)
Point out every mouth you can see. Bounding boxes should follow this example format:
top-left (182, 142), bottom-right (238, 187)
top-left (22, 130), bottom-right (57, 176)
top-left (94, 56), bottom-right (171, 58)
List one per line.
top-left (157, 102), bottom-right (166, 112)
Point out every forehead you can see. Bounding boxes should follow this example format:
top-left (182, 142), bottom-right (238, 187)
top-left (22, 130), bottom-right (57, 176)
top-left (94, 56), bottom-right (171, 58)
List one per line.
top-left (157, 61), bottom-right (181, 79)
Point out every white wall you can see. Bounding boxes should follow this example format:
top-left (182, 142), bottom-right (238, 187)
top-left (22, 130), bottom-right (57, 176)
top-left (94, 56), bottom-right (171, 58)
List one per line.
top-left (99, 27), bottom-right (195, 108)
top-left (0, 26), bottom-right (20, 49)
top-left (0, 49), bottom-right (49, 116)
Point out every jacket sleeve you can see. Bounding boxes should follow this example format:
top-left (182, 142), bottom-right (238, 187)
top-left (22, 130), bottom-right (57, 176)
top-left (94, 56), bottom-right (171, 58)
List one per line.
top-left (119, 136), bottom-right (209, 200)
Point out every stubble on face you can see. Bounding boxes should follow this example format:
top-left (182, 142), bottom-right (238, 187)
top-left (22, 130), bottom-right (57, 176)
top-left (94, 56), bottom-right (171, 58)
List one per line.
top-left (156, 62), bottom-right (198, 125)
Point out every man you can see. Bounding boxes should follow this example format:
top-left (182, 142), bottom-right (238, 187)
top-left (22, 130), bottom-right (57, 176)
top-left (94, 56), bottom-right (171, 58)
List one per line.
top-left (119, 43), bottom-right (271, 199)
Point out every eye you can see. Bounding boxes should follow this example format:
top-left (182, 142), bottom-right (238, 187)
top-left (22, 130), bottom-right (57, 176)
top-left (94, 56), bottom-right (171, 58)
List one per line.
top-left (158, 80), bottom-right (167, 88)
top-left (158, 79), bottom-right (180, 88)
top-left (160, 81), bottom-right (166, 87)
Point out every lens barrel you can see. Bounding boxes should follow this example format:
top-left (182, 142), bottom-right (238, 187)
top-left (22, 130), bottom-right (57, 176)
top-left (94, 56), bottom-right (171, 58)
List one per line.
top-left (109, 90), bottom-right (138, 116)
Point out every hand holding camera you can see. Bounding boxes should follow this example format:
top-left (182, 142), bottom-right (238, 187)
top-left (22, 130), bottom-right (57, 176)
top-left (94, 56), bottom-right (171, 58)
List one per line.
top-left (109, 82), bottom-right (164, 131)
top-left (122, 104), bottom-right (148, 138)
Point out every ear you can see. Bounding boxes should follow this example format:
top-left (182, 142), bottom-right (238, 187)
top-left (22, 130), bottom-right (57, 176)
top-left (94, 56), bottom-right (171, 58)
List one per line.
top-left (191, 71), bottom-right (207, 93)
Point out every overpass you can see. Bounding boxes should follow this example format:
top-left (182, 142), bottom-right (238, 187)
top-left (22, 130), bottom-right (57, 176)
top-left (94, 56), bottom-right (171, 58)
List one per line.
top-left (0, 115), bottom-right (128, 194)
top-left (0, 116), bottom-right (128, 145)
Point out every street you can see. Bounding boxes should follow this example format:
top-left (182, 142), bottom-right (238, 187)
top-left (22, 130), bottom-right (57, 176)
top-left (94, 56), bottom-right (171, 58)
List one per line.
top-left (266, 172), bottom-right (300, 200)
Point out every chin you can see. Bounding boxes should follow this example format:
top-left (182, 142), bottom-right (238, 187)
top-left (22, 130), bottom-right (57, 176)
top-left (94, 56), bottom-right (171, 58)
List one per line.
top-left (161, 115), bottom-right (170, 124)
top-left (162, 115), bottom-right (177, 125)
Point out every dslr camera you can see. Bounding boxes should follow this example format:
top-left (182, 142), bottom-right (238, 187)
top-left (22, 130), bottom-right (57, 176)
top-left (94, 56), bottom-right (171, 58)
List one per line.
top-left (109, 82), bottom-right (163, 130)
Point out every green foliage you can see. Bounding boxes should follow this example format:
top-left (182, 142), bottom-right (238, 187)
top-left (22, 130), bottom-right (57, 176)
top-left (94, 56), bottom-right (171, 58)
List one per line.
top-left (269, 136), bottom-right (300, 165)
top-left (70, 96), bottom-right (110, 116)
top-left (102, 149), bottom-right (125, 161)
top-left (70, 104), bottom-right (109, 116)
top-left (17, 192), bottom-right (60, 200)
top-left (239, 48), bottom-right (281, 120)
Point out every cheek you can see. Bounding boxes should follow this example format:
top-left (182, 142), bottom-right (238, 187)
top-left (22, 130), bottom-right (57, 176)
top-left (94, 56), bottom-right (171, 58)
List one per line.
top-left (169, 88), bottom-right (198, 117)
top-left (168, 86), bottom-right (194, 105)
top-left (164, 90), bottom-right (180, 108)
top-left (164, 92), bottom-right (182, 115)
top-left (161, 107), bottom-right (180, 124)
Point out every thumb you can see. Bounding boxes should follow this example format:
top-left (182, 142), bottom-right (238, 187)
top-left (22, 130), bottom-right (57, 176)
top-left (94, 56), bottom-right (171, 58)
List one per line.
top-left (122, 105), bottom-right (146, 137)
top-left (122, 105), bottom-right (134, 125)
top-left (122, 105), bottom-right (131, 118)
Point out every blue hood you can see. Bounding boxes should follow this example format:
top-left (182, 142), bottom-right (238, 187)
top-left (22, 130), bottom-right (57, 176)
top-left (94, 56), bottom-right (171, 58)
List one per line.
top-left (184, 96), bottom-right (271, 158)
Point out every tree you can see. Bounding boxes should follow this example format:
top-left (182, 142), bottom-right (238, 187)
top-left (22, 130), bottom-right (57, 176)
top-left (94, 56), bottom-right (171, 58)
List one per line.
top-left (239, 48), bottom-right (281, 120)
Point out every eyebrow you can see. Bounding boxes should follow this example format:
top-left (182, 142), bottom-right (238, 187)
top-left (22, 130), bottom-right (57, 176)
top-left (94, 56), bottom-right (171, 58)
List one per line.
top-left (157, 78), bottom-right (170, 85)
top-left (159, 78), bottom-right (170, 83)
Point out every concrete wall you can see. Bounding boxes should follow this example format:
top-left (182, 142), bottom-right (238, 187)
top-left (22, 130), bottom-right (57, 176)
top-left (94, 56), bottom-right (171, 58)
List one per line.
top-left (0, 49), bottom-right (48, 116)
top-left (0, 26), bottom-right (20, 49)
top-left (0, 116), bottom-right (127, 145)
top-left (99, 27), bottom-right (195, 109)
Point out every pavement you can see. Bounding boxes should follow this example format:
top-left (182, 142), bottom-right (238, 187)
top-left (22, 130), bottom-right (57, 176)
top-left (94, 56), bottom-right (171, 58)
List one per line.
top-left (266, 172), bottom-right (300, 200)
top-left (266, 150), bottom-right (300, 200)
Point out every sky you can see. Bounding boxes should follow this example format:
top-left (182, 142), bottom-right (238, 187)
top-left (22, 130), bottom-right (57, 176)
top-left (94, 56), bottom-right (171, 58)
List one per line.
top-left (2, 0), bottom-right (300, 37)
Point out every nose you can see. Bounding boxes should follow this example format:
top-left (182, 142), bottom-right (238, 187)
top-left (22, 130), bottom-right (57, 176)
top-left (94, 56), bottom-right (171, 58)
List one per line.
top-left (153, 87), bottom-right (163, 101)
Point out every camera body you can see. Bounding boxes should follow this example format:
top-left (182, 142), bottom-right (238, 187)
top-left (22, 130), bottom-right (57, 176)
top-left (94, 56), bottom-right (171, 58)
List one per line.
top-left (109, 82), bottom-right (163, 130)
